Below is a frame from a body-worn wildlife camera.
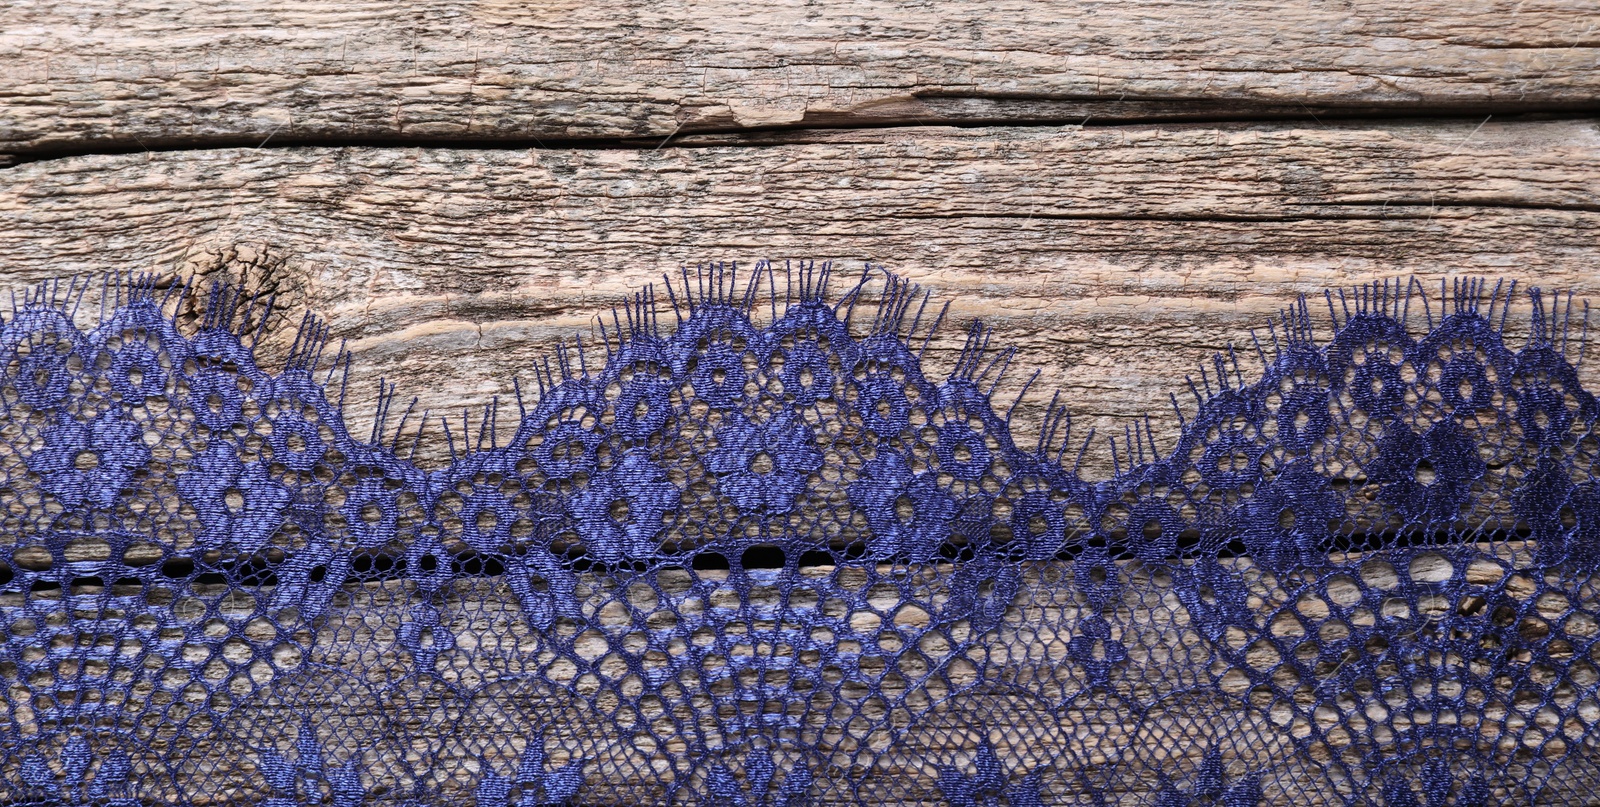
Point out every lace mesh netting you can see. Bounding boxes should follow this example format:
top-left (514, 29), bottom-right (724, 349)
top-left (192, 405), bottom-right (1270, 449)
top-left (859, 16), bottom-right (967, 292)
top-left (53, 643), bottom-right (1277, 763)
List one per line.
top-left (1, 264), bottom-right (1598, 806)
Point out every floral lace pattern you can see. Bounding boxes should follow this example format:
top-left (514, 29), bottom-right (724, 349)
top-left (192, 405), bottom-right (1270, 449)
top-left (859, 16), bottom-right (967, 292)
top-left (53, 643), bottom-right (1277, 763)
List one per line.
top-left (0, 266), bottom-right (1598, 805)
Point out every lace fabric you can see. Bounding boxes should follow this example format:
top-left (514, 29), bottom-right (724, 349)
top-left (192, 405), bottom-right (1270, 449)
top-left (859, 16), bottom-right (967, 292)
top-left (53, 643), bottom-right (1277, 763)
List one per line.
top-left (0, 264), bottom-right (1597, 806)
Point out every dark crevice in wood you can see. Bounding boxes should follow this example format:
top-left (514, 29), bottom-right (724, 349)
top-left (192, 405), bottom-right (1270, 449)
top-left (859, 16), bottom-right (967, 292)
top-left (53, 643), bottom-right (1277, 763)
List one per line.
top-left (894, 201), bottom-right (1600, 222)
top-left (11, 524), bottom-right (1528, 595)
top-left (3, 99), bottom-right (1597, 171)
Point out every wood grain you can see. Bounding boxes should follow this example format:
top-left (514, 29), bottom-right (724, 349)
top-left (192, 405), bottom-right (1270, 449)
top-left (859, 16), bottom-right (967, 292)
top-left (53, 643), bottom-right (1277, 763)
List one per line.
top-left (1, 119), bottom-right (1598, 478)
top-left (12, 550), bottom-right (1592, 804)
top-left (5, 3), bottom-right (1600, 799)
top-left (3, 0), bottom-right (1599, 156)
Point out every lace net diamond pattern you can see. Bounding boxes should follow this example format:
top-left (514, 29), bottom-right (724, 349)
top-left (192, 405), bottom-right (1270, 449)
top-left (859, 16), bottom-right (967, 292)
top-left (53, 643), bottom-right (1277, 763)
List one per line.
top-left (0, 266), bottom-right (1598, 806)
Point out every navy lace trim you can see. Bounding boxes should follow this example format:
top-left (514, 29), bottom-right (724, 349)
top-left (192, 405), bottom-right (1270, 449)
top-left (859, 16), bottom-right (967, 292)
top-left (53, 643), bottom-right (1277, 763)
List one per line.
top-left (1, 265), bottom-right (1597, 806)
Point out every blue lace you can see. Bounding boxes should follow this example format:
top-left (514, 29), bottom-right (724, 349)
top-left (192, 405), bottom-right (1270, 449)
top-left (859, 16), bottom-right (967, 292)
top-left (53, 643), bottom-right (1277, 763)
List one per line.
top-left (1, 265), bottom-right (1597, 806)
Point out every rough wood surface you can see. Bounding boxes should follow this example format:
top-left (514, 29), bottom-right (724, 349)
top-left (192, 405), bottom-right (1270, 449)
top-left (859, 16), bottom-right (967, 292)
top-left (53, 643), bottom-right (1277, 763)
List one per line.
top-left (6, 3), bottom-right (1600, 802)
top-left (3, 0), bottom-right (1600, 156)
top-left (2, 119), bottom-right (1598, 477)
top-left (18, 553), bottom-right (1582, 805)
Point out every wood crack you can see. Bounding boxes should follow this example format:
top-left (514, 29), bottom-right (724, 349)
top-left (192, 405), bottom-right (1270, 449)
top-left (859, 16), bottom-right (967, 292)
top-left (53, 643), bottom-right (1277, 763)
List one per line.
top-left (891, 201), bottom-right (1600, 222)
top-left (4, 103), bottom-right (1598, 170)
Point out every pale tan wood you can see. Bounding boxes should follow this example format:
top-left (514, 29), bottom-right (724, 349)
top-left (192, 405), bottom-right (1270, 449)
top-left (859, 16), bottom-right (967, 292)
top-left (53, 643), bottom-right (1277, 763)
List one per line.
top-left (2, 0), bottom-right (1599, 156)
top-left (1, 120), bottom-right (1598, 479)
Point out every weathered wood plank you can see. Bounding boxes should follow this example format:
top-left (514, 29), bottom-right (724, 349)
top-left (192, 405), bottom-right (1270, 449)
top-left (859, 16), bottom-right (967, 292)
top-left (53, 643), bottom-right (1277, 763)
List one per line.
top-left (6, 4), bottom-right (1598, 802)
top-left (2, 0), bottom-right (1598, 155)
top-left (15, 551), bottom-right (1590, 805)
top-left (1, 119), bottom-right (1597, 478)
